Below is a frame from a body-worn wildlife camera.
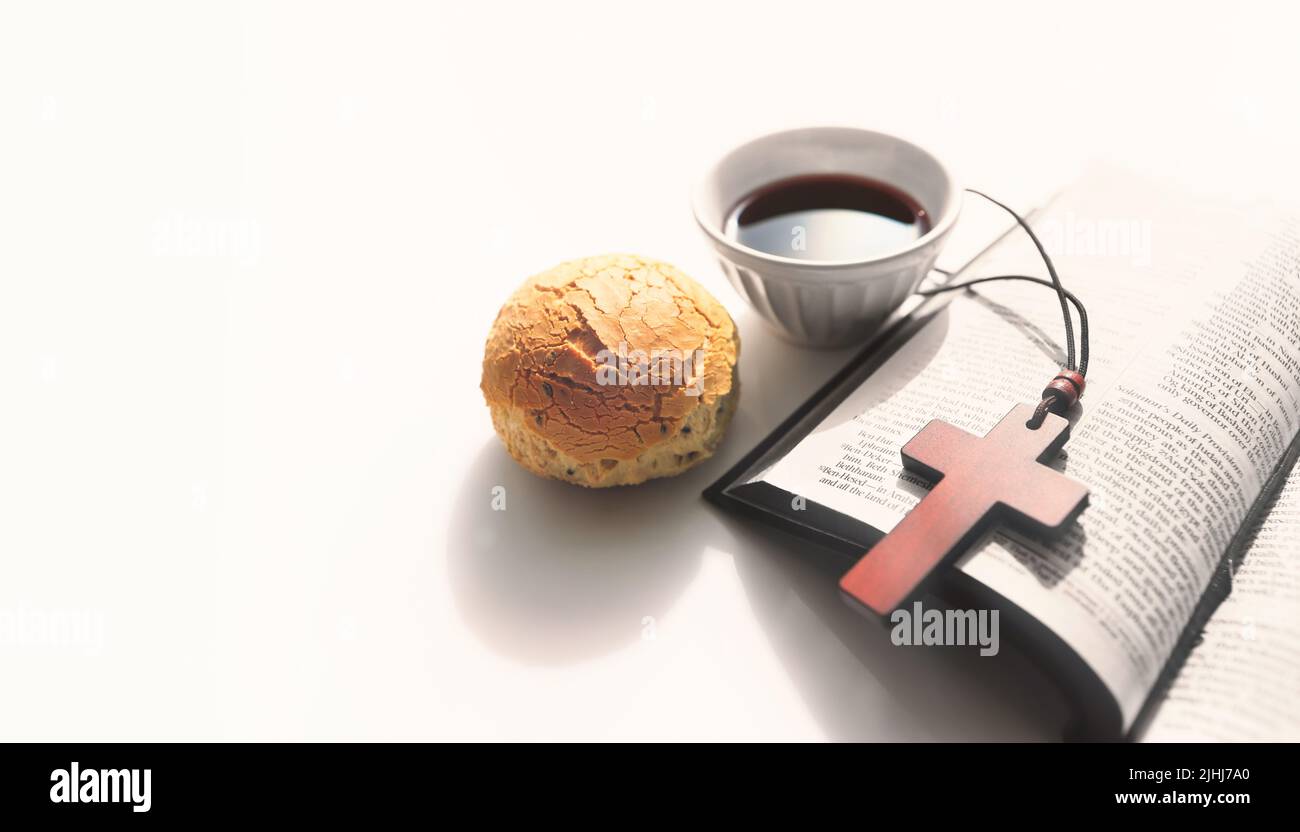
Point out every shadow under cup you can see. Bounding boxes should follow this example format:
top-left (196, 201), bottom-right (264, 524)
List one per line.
top-left (693, 127), bottom-right (962, 348)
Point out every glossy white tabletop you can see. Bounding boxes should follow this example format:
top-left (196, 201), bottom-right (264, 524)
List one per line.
top-left (3, 0), bottom-right (1298, 740)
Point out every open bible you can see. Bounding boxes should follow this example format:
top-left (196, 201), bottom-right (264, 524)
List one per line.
top-left (707, 165), bottom-right (1300, 740)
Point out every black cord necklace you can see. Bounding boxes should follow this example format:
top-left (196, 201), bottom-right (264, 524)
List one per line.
top-left (915, 188), bottom-right (1089, 428)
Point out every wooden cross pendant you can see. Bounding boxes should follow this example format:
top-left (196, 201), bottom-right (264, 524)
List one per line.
top-left (840, 403), bottom-right (1089, 617)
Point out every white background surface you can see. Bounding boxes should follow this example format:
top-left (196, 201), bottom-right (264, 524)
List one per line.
top-left (3, 1), bottom-right (1299, 740)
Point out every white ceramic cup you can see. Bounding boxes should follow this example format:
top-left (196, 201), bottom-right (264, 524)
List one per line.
top-left (693, 127), bottom-right (961, 348)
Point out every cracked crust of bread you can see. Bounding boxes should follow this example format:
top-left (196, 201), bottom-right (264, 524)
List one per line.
top-left (481, 254), bottom-right (739, 487)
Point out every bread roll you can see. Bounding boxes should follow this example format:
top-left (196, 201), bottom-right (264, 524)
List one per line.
top-left (481, 254), bottom-right (739, 487)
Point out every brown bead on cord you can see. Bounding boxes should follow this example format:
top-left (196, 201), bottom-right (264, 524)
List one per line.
top-left (1043, 369), bottom-right (1085, 414)
top-left (1027, 369), bottom-right (1086, 429)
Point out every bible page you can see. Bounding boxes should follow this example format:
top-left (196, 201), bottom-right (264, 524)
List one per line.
top-left (1143, 468), bottom-right (1300, 741)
